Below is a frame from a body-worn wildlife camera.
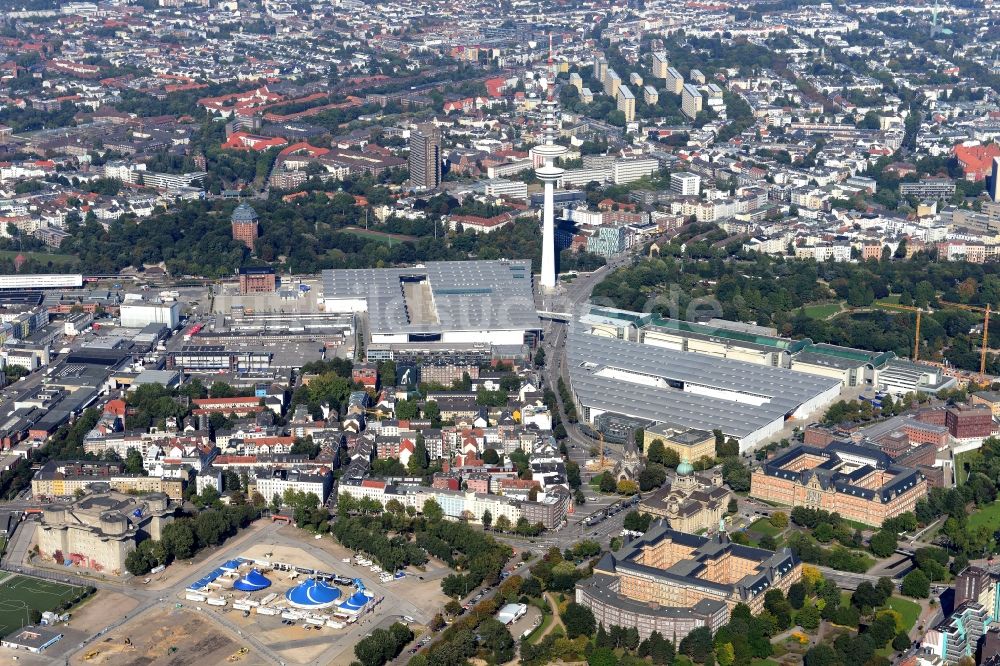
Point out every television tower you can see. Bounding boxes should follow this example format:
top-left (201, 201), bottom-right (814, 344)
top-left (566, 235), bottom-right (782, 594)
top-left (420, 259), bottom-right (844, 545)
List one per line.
top-left (535, 34), bottom-right (566, 292)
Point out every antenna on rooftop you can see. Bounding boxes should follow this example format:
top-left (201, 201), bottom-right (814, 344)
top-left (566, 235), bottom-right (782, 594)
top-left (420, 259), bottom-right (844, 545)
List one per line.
top-left (547, 33), bottom-right (555, 102)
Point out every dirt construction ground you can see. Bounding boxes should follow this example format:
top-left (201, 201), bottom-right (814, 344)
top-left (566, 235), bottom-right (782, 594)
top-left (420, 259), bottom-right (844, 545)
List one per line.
top-left (69, 607), bottom-right (268, 666)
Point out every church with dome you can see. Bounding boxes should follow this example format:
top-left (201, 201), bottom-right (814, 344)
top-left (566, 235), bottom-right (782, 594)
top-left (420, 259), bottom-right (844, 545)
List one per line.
top-left (637, 460), bottom-right (732, 534)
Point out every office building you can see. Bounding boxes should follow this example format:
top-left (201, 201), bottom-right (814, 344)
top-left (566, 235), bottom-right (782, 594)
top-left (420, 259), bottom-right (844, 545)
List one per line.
top-left (323, 260), bottom-right (541, 346)
top-left (231, 203), bottom-right (259, 251)
top-left (238, 266), bottom-right (277, 294)
top-left (37, 486), bottom-right (176, 574)
top-left (576, 521), bottom-right (801, 641)
top-left (946, 404), bottom-right (994, 440)
top-left (643, 424), bottom-right (716, 465)
top-left (409, 124), bottom-right (441, 190)
top-left (651, 52), bottom-right (669, 79)
top-left (617, 85), bottom-right (636, 122)
top-left (681, 84), bottom-right (703, 119)
top-left (750, 441), bottom-right (927, 526)
top-left (665, 67), bottom-right (684, 94)
top-left (671, 171), bottom-right (702, 196)
top-left (166, 345), bottom-right (272, 372)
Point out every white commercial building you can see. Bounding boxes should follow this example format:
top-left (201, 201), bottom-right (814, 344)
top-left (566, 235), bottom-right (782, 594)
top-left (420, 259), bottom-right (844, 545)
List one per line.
top-left (119, 301), bottom-right (181, 329)
top-left (671, 172), bottom-right (701, 196)
top-left (0, 274), bottom-right (83, 290)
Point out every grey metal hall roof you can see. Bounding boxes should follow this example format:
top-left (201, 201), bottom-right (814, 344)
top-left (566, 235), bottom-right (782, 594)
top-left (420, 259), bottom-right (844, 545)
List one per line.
top-left (566, 327), bottom-right (840, 439)
top-left (322, 260), bottom-right (541, 335)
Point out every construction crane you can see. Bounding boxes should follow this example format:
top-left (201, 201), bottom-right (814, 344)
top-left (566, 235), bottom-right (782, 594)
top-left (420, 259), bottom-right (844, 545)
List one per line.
top-left (938, 300), bottom-right (993, 380)
top-left (876, 302), bottom-right (926, 361)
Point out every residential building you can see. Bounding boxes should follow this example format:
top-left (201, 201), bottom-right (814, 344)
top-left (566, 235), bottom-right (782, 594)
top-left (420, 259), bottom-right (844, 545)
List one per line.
top-left (617, 85), bottom-right (636, 123)
top-left (251, 467), bottom-right (333, 503)
top-left (651, 52), bottom-right (669, 79)
top-left (681, 84), bottom-right (703, 120)
top-left (409, 124), bottom-right (441, 190)
top-left (665, 67), bottom-right (684, 94)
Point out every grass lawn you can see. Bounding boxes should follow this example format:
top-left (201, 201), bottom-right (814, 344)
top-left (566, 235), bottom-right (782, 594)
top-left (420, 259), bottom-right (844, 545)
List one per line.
top-left (0, 575), bottom-right (87, 635)
top-left (884, 596), bottom-right (921, 632)
top-left (341, 226), bottom-right (416, 246)
top-left (801, 301), bottom-right (844, 319)
top-left (748, 517), bottom-right (782, 537)
top-left (954, 449), bottom-right (980, 485)
top-left (968, 501), bottom-right (1000, 535)
top-left (0, 250), bottom-right (77, 267)
top-left (874, 295), bottom-right (901, 305)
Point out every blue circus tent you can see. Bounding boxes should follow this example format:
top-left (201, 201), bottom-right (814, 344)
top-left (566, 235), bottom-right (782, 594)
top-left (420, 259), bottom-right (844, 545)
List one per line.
top-left (234, 569), bottom-right (271, 592)
top-left (285, 578), bottom-right (342, 609)
top-left (339, 589), bottom-right (373, 614)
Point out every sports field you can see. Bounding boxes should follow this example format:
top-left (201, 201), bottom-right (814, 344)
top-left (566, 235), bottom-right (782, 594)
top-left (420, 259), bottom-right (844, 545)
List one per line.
top-left (341, 226), bottom-right (416, 246)
top-left (0, 574), bottom-right (87, 635)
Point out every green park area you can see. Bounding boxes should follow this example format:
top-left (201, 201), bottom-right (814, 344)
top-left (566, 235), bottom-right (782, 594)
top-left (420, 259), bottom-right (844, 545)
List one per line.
top-left (967, 500), bottom-right (1000, 535)
top-left (0, 574), bottom-right (88, 636)
top-left (801, 301), bottom-right (843, 319)
top-left (747, 517), bottom-right (783, 537)
top-left (885, 596), bottom-right (921, 632)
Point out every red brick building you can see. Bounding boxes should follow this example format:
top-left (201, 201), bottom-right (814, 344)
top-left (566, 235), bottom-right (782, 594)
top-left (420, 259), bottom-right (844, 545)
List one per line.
top-left (750, 442), bottom-right (927, 526)
top-left (946, 404), bottom-right (994, 440)
top-left (238, 266), bottom-right (276, 294)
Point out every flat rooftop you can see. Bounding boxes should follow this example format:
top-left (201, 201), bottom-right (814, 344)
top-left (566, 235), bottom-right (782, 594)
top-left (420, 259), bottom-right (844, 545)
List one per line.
top-left (322, 260), bottom-right (541, 335)
top-left (567, 327), bottom-right (840, 439)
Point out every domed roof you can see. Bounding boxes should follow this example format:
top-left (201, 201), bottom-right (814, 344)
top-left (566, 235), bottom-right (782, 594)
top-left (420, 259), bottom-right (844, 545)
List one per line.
top-left (231, 203), bottom-right (258, 222)
top-left (339, 589), bottom-right (373, 613)
top-left (676, 459), bottom-right (694, 476)
top-left (234, 569), bottom-right (271, 592)
top-left (285, 578), bottom-right (341, 609)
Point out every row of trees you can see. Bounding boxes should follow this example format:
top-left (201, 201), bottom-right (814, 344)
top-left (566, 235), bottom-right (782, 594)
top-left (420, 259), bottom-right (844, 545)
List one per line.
top-left (353, 622), bottom-right (413, 666)
top-left (125, 500), bottom-right (259, 575)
